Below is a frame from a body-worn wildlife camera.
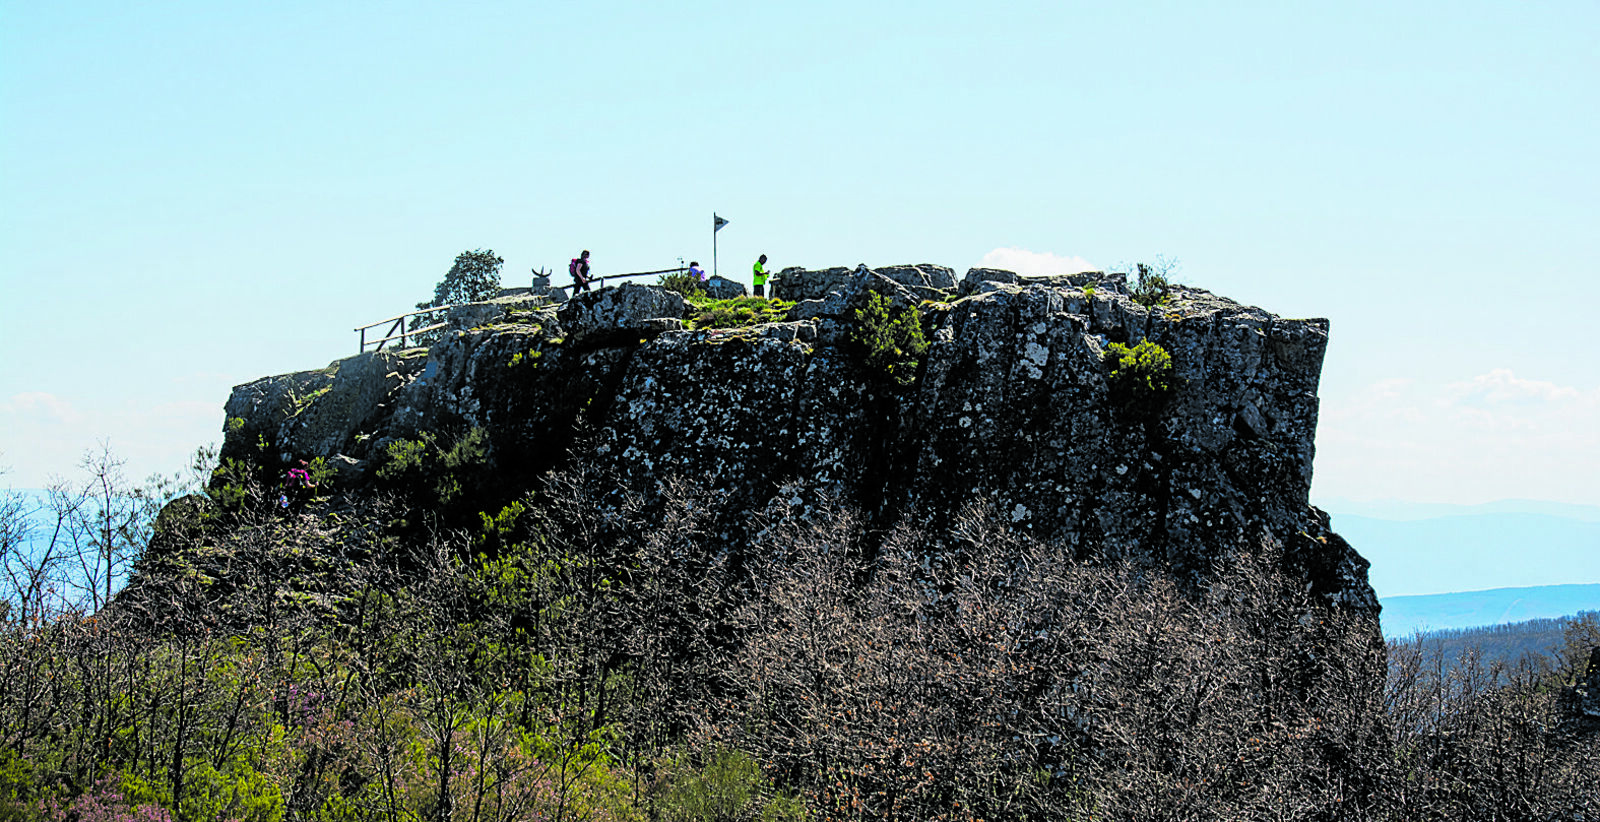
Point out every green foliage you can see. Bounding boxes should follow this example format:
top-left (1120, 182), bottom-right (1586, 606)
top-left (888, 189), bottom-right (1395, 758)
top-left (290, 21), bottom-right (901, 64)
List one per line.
top-left (848, 290), bottom-right (929, 386)
top-left (1104, 339), bottom-right (1175, 415)
top-left (406, 249), bottom-right (505, 348)
top-left (1082, 284), bottom-right (1097, 298)
top-left (208, 457), bottom-right (264, 513)
top-left (304, 456), bottom-right (336, 488)
top-left (378, 435), bottom-right (431, 480)
top-left (377, 428), bottom-right (493, 509)
top-left (658, 747), bottom-right (765, 822)
top-left (430, 248), bottom-right (505, 307)
top-left (441, 427), bottom-right (491, 472)
top-left (0, 749), bottom-right (35, 822)
top-left (686, 296), bottom-right (793, 330)
top-left (507, 347), bottom-right (544, 368)
top-left (659, 272), bottom-right (706, 298)
top-left (115, 759), bottom-right (286, 822)
top-left (475, 499), bottom-right (529, 555)
top-left (1124, 257), bottom-right (1178, 307)
top-left (759, 793), bottom-right (808, 822)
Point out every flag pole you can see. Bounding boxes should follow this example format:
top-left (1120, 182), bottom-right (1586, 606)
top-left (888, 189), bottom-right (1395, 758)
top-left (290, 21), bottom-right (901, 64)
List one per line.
top-left (713, 213), bottom-right (729, 280)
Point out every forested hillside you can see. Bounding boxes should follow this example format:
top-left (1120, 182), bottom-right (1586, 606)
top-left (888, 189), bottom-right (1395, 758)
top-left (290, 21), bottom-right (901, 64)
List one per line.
top-left (3, 460), bottom-right (1598, 820)
top-left (1395, 612), bottom-right (1600, 676)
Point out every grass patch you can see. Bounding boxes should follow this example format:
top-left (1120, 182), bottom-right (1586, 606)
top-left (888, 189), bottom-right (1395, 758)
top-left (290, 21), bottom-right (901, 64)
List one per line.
top-left (686, 295), bottom-right (794, 329)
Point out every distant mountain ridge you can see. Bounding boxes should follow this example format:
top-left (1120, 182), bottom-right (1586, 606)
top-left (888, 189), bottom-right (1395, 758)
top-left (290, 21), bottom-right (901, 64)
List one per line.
top-left (1316, 500), bottom-right (1599, 599)
top-left (1379, 584), bottom-right (1600, 636)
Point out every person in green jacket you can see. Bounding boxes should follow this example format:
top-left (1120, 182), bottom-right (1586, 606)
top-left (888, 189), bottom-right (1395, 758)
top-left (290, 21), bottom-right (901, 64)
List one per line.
top-left (753, 254), bottom-right (770, 298)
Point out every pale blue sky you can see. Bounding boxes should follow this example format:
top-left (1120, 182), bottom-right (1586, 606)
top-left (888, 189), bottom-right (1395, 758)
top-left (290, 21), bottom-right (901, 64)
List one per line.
top-left (3, 1), bottom-right (1597, 507)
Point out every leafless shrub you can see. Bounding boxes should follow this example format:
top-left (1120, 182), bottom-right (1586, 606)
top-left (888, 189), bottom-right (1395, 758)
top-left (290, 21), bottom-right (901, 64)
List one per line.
top-left (5, 458), bottom-right (1596, 821)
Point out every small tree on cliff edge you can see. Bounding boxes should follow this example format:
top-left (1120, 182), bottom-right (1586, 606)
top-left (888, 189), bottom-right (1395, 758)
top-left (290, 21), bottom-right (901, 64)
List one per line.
top-left (428, 249), bottom-right (505, 307)
top-left (410, 249), bottom-right (505, 345)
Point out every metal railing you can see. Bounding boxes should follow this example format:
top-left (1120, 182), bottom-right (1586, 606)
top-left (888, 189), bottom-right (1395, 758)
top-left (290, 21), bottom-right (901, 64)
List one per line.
top-left (557, 266), bottom-right (688, 296)
top-left (357, 266), bottom-right (692, 353)
top-left (354, 305), bottom-right (453, 353)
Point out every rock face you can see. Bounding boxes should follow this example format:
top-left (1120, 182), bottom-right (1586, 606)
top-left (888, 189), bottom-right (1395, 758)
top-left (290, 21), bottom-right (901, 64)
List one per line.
top-left (557, 282), bottom-right (688, 346)
top-left (219, 266), bottom-right (1376, 610)
top-left (775, 263), bottom-right (958, 302)
top-left (704, 276), bottom-right (746, 300)
top-left (1563, 647), bottom-right (1600, 736)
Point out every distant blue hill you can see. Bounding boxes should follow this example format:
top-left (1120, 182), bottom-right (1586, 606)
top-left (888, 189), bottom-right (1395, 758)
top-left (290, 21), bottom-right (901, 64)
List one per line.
top-left (1318, 507), bottom-right (1599, 598)
top-left (1380, 584), bottom-right (1600, 637)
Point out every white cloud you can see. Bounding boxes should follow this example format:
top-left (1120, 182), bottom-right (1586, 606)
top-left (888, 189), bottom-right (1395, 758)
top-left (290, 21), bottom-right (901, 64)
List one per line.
top-left (978, 247), bottom-right (1094, 276)
top-left (2, 392), bottom-right (85, 425)
top-left (1446, 368), bottom-right (1581, 406)
top-left (1314, 370), bottom-right (1600, 504)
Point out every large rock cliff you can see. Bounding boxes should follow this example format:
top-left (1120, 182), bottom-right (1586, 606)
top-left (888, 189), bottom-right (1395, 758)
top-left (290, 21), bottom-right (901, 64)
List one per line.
top-left (220, 265), bottom-right (1375, 610)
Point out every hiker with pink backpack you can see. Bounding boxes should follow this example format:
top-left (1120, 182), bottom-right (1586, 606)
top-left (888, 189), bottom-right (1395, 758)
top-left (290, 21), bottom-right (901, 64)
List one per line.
top-left (569, 250), bottom-right (593, 293)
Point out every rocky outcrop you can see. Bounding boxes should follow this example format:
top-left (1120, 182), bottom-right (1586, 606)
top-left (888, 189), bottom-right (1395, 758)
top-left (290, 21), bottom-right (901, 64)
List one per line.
top-left (704, 276), bottom-right (746, 300)
top-left (1562, 646), bottom-right (1600, 736)
top-left (219, 265), bottom-right (1376, 610)
top-left (775, 263), bottom-right (957, 303)
top-left (557, 283), bottom-right (688, 346)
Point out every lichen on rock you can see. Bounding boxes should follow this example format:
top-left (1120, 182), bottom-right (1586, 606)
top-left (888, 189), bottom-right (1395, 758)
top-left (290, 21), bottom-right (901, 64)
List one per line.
top-left (219, 264), bottom-right (1376, 610)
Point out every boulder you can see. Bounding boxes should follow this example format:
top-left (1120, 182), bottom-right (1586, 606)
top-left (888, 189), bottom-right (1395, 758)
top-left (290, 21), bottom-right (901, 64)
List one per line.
top-left (274, 350), bottom-right (429, 463)
top-left (774, 264), bottom-right (956, 303)
top-left (447, 293), bottom-right (556, 332)
top-left (772, 266), bottom-right (853, 302)
top-left (959, 267), bottom-right (1019, 295)
top-left (787, 268), bottom-right (921, 323)
top-left (221, 368), bottom-right (336, 464)
top-left (705, 276), bottom-right (747, 300)
top-left (960, 268), bottom-right (1128, 297)
top-left (557, 283), bottom-right (689, 347)
top-left (872, 263), bottom-right (958, 298)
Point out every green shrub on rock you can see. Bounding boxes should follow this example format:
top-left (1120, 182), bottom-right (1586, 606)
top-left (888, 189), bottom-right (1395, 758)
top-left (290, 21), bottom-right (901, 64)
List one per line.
top-left (1116, 257), bottom-right (1183, 308)
top-left (376, 427), bottom-right (493, 509)
top-left (659, 271), bottom-right (707, 299)
top-left (1104, 338), bottom-right (1174, 415)
top-left (849, 291), bottom-right (929, 387)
